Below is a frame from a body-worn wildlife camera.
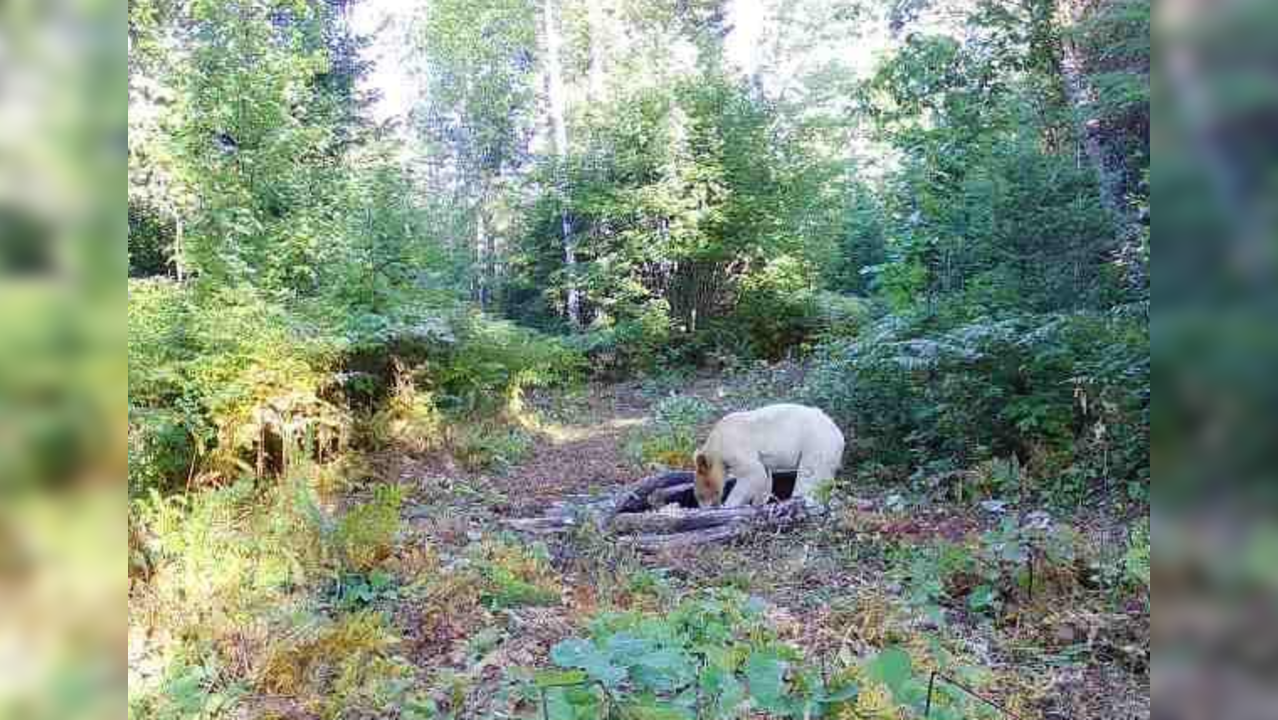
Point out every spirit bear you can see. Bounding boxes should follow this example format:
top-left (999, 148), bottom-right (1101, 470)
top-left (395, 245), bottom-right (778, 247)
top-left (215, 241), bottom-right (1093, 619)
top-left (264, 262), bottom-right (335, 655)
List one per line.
top-left (693, 403), bottom-right (845, 508)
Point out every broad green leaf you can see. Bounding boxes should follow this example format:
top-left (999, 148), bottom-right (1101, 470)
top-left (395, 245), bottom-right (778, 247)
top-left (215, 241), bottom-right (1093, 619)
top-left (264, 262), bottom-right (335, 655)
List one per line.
top-left (865, 647), bottom-right (913, 694)
top-left (716, 670), bottom-right (747, 714)
top-left (550, 638), bottom-right (593, 668)
top-left (603, 632), bottom-right (655, 664)
top-left (533, 669), bottom-right (589, 688)
top-left (745, 650), bottom-right (789, 712)
top-left (631, 648), bottom-right (694, 692)
top-left (550, 637), bottom-right (627, 687)
top-left (821, 682), bottom-right (859, 704)
top-left (620, 696), bottom-right (695, 720)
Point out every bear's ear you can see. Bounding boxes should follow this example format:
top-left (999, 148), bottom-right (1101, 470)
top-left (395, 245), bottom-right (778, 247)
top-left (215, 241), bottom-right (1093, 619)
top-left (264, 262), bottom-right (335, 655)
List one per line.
top-left (695, 451), bottom-right (709, 473)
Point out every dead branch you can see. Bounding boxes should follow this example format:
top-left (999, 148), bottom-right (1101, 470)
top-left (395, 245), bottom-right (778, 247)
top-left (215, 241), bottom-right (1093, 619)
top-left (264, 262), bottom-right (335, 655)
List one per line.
top-left (648, 482), bottom-right (695, 508)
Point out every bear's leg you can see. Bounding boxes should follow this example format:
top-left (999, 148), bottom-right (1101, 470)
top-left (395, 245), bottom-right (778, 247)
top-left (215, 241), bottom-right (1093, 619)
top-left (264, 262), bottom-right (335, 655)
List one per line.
top-left (723, 458), bottom-right (771, 507)
top-left (795, 456), bottom-right (836, 502)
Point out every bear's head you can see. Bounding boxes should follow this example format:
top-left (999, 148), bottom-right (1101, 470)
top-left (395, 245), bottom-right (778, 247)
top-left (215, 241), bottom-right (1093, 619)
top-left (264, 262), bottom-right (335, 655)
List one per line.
top-left (693, 450), bottom-right (726, 507)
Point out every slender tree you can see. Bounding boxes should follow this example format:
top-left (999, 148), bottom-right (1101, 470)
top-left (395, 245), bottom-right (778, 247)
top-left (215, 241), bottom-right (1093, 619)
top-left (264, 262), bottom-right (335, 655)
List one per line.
top-left (543, 0), bottom-right (579, 326)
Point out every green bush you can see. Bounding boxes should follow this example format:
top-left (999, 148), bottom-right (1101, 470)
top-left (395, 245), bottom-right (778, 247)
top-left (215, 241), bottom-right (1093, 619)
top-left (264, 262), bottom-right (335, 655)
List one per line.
top-left (804, 311), bottom-right (1149, 502)
top-left (128, 279), bottom-right (347, 492)
top-left (623, 394), bottom-right (716, 469)
top-left (536, 590), bottom-right (853, 719)
top-left (528, 589), bottom-right (1002, 719)
top-left (811, 290), bottom-right (873, 342)
top-left (433, 313), bottom-right (585, 415)
top-left (729, 255), bottom-right (822, 359)
top-left (566, 300), bottom-right (674, 377)
top-left (334, 484), bottom-right (404, 573)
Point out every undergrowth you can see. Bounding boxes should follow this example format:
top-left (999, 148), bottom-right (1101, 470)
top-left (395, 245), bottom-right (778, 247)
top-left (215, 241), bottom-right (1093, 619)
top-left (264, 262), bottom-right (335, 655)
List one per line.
top-left (623, 394), bottom-right (716, 469)
top-left (518, 589), bottom-right (1001, 720)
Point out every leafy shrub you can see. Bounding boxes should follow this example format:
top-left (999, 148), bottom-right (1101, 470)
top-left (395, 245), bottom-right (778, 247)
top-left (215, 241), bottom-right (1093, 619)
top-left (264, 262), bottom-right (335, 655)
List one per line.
top-left (803, 311), bottom-right (1149, 503)
top-left (129, 652), bottom-right (245, 720)
top-left (434, 313), bottom-right (585, 415)
top-left (128, 280), bottom-right (348, 492)
top-left (449, 421), bottom-right (534, 472)
top-left (130, 474), bottom-right (333, 711)
top-left (566, 300), bottom-right (674, 377)
top-left (812, 290), bottom-right (872, 342)
top-left (334, 484), bottom-right (404, 573)
top-left (532, 590), bottom-right (982, 719)
top-left (729, 255), bottom-right (822, 359)
top-left (623, 394), bottom-right (716, 469)
top-left (895, 516), bottom-right (1081, 621)
top-left (470, 539), bottom-right (561, 609)
top-left (129, 408), bottom-right (196, 497)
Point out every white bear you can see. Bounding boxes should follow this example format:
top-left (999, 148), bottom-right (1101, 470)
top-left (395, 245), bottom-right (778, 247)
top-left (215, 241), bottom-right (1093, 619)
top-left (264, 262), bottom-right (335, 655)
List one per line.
top-left (693, 403), bottom-right (846, 508)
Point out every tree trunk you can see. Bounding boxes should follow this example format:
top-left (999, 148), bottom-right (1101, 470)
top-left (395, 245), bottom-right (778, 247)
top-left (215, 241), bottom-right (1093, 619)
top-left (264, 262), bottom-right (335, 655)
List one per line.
top-left (586, 0), bottom-right (608, 105)
top-left (475, 203), bottom-right (488, 308)
top-left (543, 0), bottom-right (580, 326)
top-left (1055, 0), bottom-right (1146, 289)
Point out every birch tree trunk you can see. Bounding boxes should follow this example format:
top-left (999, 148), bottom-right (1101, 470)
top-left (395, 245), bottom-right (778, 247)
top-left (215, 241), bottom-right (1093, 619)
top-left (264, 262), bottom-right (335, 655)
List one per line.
top-left (543, 0), bottom-right (580, 326)
top-left (586, 0), bottom-right (608, 105)
top-left (475, 203), bottom-right (488, 308)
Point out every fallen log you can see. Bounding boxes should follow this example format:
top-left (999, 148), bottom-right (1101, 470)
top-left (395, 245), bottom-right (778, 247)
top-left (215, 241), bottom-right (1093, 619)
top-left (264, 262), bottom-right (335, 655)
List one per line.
top-left (648, 482), bottom-right (696, 508)
top-left (502, 469), bottom-right (819, 550)
top-left (606, 470), bottom-right (697, 518)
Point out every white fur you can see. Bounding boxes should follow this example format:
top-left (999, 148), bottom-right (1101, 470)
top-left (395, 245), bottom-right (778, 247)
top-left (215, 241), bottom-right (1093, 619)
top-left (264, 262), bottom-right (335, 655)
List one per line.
top-left (698, 403), bottom-right (845, 507)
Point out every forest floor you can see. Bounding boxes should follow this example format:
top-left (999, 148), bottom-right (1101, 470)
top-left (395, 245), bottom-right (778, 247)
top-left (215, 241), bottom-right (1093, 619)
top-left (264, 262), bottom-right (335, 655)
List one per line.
top-left (371, 366), bottom-right (1150, 720)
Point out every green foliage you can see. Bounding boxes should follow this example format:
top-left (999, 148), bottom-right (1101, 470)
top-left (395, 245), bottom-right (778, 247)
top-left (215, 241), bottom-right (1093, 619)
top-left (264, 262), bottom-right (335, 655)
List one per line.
top-left (812, 291), bottom-right (873, 343)
top-left (510, 66), bottom-right (848, 367)
top-left (128, 279), bottom-right (347, 494)
top-left (334, 485), bottom-right (404, 573)
top-left (469, 539), bottom-right (561, 609)
top-left (895, 516), bottom-right (1081, 621)
top-left (130, 475), bottom-right (330, 694)
top-left (449, 422), bottom-right (534, 473)
top-left (565, 301), bottom-right (675, 376)
top-left (331, 569), bottom-right (400, 612)
top-left (1122, 518), bottom-right (1151, 590)
top-left (731, 255), bottom-right (822, 359)
top-left (434, 314), bottom-right (585, 416)
top-left (804, 311), bottom-right (1149, 503)
top-left (624, 394), bottom-right (716, 469)
top-left (539, 590), bottom-right (863, 719)
top-left (130, 652), bottom-right (246, 720)
top-left (1071, 0), bottom-right (1150, 182)
top-left (129, 201), bottom-right (177, 278)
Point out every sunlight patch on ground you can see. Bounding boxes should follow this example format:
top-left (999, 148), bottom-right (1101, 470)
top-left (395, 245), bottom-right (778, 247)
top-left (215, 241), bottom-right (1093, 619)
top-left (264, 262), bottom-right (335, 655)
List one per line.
top-left (535, 416), bottom-right (648, 445)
